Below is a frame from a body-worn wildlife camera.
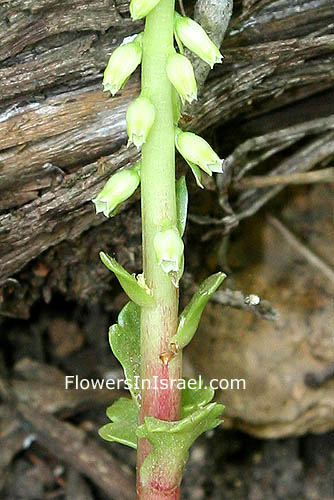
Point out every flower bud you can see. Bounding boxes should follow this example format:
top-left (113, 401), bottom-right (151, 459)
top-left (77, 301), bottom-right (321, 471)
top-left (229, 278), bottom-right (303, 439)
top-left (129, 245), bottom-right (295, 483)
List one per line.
top-left (103, 36), bottom-right (142, 96)
top-left (130, 0), bottom-right (161, 20)
top-left (175, 128), bottom-right (223, 175)
top-left (126, 95), bottom-right (155, 149)
top-left (174, 13), bottom-right (223, 69)
top-left (166, 53), bottom-right (197, 104)
top-left (154, 227), bottom-right (184, 274)
top-left (92, 163), bottom-right (141, 217)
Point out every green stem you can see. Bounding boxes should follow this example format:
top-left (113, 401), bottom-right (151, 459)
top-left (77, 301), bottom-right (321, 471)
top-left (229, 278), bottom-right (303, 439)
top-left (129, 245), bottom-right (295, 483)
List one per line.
top-left (137, 0), bottom-right (182, 498)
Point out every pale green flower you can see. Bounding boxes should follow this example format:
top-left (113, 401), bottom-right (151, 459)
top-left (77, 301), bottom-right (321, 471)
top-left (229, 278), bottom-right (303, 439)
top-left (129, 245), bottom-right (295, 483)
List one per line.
top-left (154, 227), bottom-right (184, 274)
top-left (130, 0), bottom-right (161, 20)
top-left (175, 128), bottom-right (223, 175)
top-left (126, 95), bottom-right (156, 148)
top-left (166, 52), bottom-right (197, 104)
top-left (92, 163), bottom-right (141, 217)
top-left (174, 13), bottom-right (223, 69)
top-left (103, 35), bottom-right (142, 95)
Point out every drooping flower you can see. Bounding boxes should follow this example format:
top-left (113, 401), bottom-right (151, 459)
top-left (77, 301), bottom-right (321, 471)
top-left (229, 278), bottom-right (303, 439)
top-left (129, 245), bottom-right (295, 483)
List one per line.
top-left (126, 95), bottom-right (156, 148)
top-left (175, 127), bottom-right (223, 175)
top-left (153, 227), bottom-right (184, 274)
top-left (174, 13), bottom-right (223, 69)
top-left (92, 162), bottom-right (141, 217)
top-left (166, 52), bottom-right (197, 104)
top-left (103, 34), bottom-right (143, 95)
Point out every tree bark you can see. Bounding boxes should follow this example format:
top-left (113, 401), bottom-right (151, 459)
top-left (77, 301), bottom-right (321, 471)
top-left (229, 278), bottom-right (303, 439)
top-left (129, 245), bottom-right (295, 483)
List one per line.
top-left (0, 0), bottom-right (333, 317)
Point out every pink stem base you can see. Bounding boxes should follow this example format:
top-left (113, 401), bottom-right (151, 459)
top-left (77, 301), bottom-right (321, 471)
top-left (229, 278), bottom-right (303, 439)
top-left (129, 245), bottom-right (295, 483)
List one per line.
top-left (136, 485), bottom-right (180, 500)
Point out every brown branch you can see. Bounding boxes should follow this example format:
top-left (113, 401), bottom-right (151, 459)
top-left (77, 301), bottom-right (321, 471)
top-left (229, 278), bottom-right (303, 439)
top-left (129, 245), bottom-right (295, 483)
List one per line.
top-left (213, 288), bottom-right (280, 321)
top-left (11, 357), bottom-right (123, 416)
top-left (223, 132), bottom-right (334, 230)
top-left (234, 167), bottom-right (334, 190)
top-left (16, 402), bottom-right (136, 500)
top-left (0, 147), bottom-right (140, 286)
top-left (0, 357), bottom-right (131, 497)
top-left (0, 0), bottom-right (132, 63)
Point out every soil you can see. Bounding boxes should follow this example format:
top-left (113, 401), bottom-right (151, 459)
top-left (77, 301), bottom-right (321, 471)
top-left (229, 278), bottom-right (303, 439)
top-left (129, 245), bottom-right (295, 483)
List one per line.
top-left (1, 296), bottom-right (333, 500)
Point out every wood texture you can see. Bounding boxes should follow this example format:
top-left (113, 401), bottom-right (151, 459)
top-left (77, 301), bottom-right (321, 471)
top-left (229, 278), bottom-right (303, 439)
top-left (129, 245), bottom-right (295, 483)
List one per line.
top-left (0, 0), bottom-right (333, 312)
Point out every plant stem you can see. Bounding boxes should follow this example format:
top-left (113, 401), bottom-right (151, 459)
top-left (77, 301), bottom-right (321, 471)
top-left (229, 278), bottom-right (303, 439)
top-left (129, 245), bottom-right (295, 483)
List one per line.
top-left (137, 0), bottom-right (181, 498)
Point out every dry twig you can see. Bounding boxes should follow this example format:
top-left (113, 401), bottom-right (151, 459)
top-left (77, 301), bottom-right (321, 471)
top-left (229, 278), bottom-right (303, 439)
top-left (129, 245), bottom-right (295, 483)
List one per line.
top-left (16, 403), bottom-right (135, 500)
top-left (267, 214), bottom-right (334, 282)
top-left (213, 288), bottom-right (280, 321)
top-left (234, 167), bottom-right (334, 190)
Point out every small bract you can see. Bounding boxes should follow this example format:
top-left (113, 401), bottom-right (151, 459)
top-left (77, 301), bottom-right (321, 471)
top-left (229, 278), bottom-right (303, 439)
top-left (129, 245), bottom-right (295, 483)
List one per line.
top-left (92, 163), bottom-right (141, 217)
top-left (172, 87), bottom-right (181, 125)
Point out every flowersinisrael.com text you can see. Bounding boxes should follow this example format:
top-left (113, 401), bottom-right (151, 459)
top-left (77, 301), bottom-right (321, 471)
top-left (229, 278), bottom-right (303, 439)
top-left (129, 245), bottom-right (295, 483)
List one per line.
top-left (65, 375), bottom-right (246, 391)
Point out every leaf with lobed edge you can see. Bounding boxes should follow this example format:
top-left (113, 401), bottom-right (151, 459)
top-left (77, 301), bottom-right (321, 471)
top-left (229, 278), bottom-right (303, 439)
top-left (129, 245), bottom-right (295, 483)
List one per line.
top-left (136, 402), bottom-right (225, 486)
top-left (169, 272), bottom-right (226, 351)
top-left (109, 301), bottom-right (141, 403)
top-left (181, 377), bottom-right (215, 418)
top-left (100, 252), bottom-right (155, 307)
top-left (99, 375), bottom-right (221, 452)
top-left (99, 397), bottom-right (138, 449)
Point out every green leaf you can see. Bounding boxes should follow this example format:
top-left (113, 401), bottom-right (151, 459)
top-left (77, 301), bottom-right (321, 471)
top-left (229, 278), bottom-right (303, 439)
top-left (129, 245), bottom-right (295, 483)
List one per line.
top-left (100, 252), bottom-right (155, 307)
top-left (176, 176), bottom-right (188, 237)
top-left (109, 301), bottom-right (141, 403)
top-left (181, 378), bottom-right (215, 418)
top-left (137, 402), bottom-right (224, 486)
top-left (99, 397), bottom-right (138, 449)
top-left (170, 272), bottom-right (226, 351)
